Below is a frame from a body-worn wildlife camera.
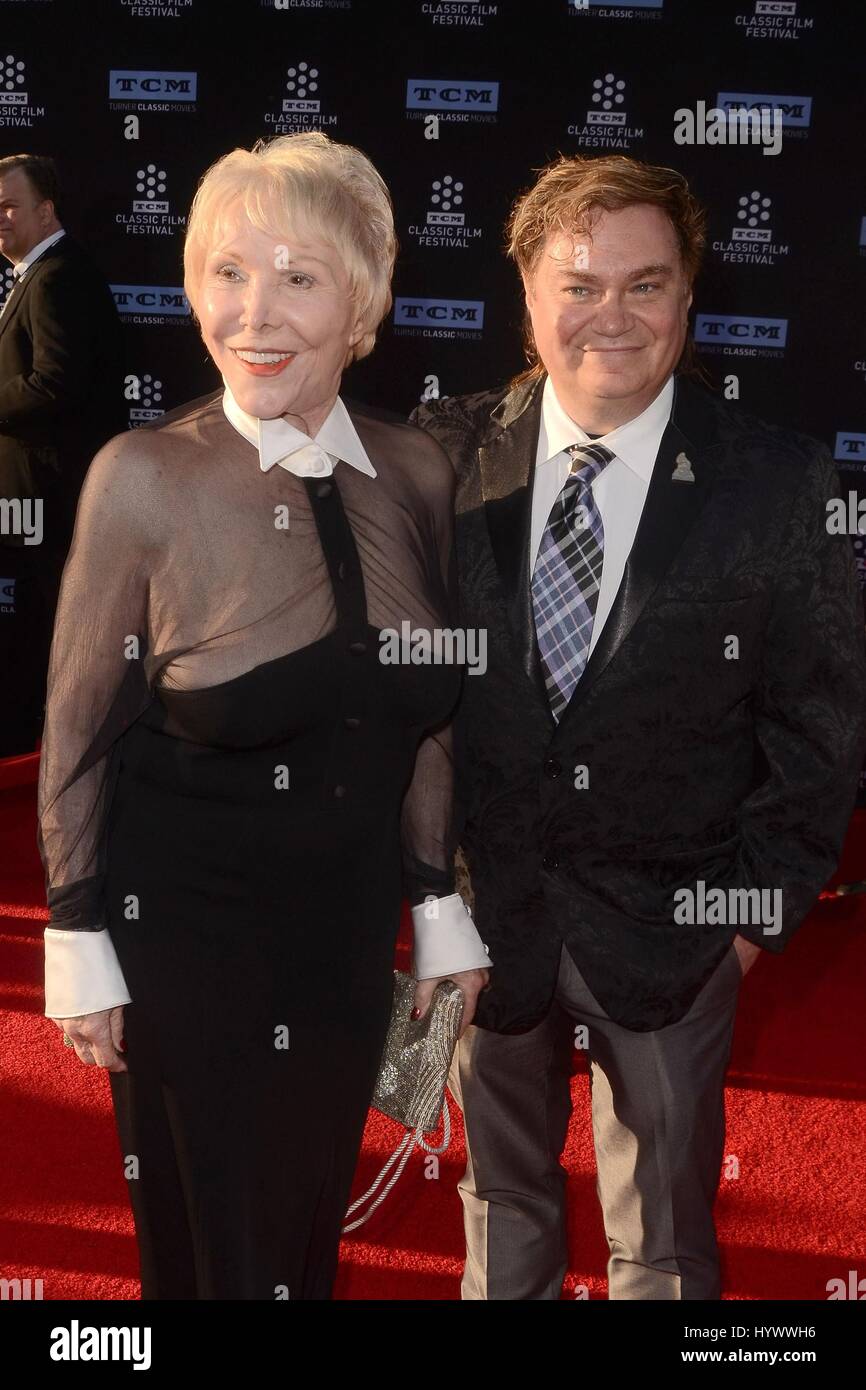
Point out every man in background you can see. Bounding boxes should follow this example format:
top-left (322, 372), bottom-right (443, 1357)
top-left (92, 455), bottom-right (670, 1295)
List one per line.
top-left (0, 154), bottom-right (126, 757)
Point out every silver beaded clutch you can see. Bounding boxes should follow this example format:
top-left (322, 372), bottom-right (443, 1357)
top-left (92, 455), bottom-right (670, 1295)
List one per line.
top-left (372, 970), bottom-right (464, 1133)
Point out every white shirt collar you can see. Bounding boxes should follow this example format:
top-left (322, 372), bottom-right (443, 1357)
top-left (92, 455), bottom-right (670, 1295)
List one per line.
top-left (13, 227), bottom-right (65, 279)
top-left (539, 373), bottom-right (675, 482)
top-left (221, 378), bottom-right (377, 479)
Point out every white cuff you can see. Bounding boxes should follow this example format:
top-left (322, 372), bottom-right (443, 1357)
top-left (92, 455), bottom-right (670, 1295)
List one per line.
top-left (44, 927), bottom-right (132, 1019)
top-left (411, 893), bottom-right (492, 980)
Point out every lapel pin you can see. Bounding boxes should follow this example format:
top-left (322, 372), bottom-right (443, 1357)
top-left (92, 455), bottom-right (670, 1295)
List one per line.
top-left (671, 451), bottom-right (695, 483)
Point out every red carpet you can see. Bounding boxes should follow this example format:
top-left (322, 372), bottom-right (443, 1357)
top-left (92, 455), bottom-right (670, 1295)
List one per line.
top-left (2, 754), bottom-right (864, 1300)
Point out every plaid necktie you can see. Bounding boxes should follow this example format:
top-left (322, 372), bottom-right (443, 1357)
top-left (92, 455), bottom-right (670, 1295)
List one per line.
top-left (531, 441), bottom-right (614, 721)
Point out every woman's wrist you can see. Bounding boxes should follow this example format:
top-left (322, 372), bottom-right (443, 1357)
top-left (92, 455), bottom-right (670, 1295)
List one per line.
top-left (44, 927), bottom-right (132, 1018)
top-left (410, 893), bottom-right (492, 979)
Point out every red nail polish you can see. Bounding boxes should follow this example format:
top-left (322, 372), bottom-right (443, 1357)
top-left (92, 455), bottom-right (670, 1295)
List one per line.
top-left (410, 1007), bottom-right (421, 1021)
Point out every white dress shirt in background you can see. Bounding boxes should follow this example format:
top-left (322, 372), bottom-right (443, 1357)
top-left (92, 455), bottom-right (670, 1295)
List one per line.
top-left (11, 225), bottom-right (66, 280)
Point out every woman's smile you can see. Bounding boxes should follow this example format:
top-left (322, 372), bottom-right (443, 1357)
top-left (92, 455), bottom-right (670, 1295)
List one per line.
top-left (230, 346), bottom-right (297, 375)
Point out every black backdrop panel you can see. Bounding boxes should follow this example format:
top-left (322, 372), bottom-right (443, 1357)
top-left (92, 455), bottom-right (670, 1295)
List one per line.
top-left (1, 0), bottom-right (864, 800)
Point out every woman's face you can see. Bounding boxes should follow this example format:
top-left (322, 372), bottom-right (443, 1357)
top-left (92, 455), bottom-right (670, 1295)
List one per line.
top-left (194, 202), bottom-right (365, 431)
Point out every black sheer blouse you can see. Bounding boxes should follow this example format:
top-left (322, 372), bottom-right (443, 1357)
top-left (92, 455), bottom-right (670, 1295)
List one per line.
top-left (37, 389), bottom-right (466, 941)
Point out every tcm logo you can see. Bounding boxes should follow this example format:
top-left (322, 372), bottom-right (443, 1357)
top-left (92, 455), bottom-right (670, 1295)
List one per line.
top-left (695, 314), bottom-right (788, 346)
top-left (0, 53), bottom-right (27, 106)
top-left (406, 80), bottom-right (499, 112)
top-left (835, 433), bottom-right (866, 462)
top-left (126, 373), bottom-right (165, 425)
top-left (133, 164), bottom-right (168, 214)
top-left (733, 190), bottom-right (772, 242)
top-left (395, 298), bottom-right (484, 329)
top-left (112, 286), bottom-right (191, 316)
top-left (717, 91), bottom-right (811, 127)
top-left (109, 71), bottom-right (197, 101)
top-left (428, 175), bottom-right (464, 226)
top-left (283, 61), bottom-right (320, 113)
top-left (588, 72), bottom-right (628, 127)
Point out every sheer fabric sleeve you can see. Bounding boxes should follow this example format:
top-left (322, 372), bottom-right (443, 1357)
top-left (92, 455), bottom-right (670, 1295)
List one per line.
top-left (400, 432), bottom-right (490, 980)
top-left (37, 433), bottom-right (156, 1016)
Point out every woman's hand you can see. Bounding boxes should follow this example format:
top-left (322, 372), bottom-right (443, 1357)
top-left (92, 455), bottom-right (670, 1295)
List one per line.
top-left (52, 1006), bottom-right (128, 1072)
top-left (413, 968), bottom-right (490, 1038)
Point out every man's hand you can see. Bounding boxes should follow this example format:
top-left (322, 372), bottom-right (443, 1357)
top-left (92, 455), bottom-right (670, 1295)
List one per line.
top-left (732, 934), bottom-right (762, 978)
top-left (51, 1006), bottom-right (128, 1072)
top-left (413, 968), bottom-right (489, 1038)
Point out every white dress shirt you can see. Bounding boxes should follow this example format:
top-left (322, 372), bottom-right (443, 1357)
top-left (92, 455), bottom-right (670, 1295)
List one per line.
top-left (43, 382), bottom-right (489, 1018)
top-left (531, 374), bottom-right (675, 657)
top-left (221, 376), bottom-right (378, 478)
top-left (11, 226), bottom-right (66, 280)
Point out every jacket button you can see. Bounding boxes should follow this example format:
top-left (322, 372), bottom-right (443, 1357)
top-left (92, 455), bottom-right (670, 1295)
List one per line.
top-left (348, 640), bottom-right (367, 655)
top-left (543, 758), bottom-right (563, 779)
top-left (542, 853), bottom-right (559, 872)
top-left (344, 716), bottom-right (361, 730)
top-left (333, 784), bottom-right (346, 798)
top-left (337, 560), bottom-right (346, 581)
top-left (316, 481), bottom-right (333, 499)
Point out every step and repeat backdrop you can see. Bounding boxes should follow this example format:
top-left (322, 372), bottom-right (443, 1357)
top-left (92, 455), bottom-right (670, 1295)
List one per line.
top-left (1, 0), bottom-right (864, 792)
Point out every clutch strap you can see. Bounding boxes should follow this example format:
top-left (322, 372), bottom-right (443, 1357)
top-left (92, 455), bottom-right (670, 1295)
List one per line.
top-left (341, 1096), bottom-right (452, 1234)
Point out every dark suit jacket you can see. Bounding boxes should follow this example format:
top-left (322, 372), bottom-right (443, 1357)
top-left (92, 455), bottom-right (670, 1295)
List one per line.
top-left (0, 234), bottom-right (127, 553)
top-left (410, 372), bottom-right (866, 1032)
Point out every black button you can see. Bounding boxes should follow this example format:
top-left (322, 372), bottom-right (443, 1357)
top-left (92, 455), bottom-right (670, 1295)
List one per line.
top-left (543, 758), bottom-right (563, 779)
top-left (344, 716), bottom-right (361, 730)
top-left (333, 784), bottom-right (346, 798)
top-left (316, 481), bottom-right (333, 499)
top-left (348, 640), bottom-right (367, 655)
top-left (542, 853), bottom-right (559, 872)
top-left (337, 560), bottom-right (346, 581)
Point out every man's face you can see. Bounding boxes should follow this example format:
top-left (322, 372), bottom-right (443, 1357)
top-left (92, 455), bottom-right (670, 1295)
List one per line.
top-left (523, 203), bottom-right (692, 418)
top-left (193, 201), bottom-right (365, 427)
top-left (0, 168), bottom-right (52, 264)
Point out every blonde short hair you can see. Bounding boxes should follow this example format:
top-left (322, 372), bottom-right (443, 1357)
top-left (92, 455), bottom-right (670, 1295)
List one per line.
top-left (183, 131), bottom-right (397, 364)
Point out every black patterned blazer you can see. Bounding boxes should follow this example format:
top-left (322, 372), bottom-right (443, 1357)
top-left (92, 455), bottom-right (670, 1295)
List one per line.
top-left (410, 372), bottom-right (866, 1032)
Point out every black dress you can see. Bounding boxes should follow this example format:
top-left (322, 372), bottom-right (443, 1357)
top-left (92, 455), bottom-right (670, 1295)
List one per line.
top-left (36, 389), bottom-right (463, 1299)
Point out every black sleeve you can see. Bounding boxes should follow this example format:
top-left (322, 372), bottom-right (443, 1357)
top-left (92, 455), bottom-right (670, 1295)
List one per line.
top-left (37, 433), bottom-right (155, 933)
top-left (399, 438), bottom-right (463, 907)
top-left (734, 447), bottom-right (866, 949)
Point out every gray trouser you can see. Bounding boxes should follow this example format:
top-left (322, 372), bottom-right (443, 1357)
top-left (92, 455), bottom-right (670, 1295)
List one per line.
top-left (448, 941), bottom-right (742, 1300)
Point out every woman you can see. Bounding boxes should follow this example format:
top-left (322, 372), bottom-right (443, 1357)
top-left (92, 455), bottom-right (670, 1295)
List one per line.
top-left (37, 131), bottom-right (490, 1300)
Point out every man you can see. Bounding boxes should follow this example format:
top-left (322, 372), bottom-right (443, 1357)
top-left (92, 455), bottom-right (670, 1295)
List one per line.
top-left (410, 154), bottom-right (866, 1300)
top-left (0, 154), bottom-right (126, 756)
